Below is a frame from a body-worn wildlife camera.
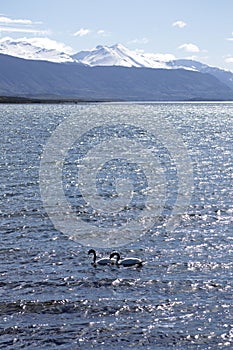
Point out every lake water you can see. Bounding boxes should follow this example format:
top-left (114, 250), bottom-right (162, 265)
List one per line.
top-left (0, 102), bottom-right (232, 349)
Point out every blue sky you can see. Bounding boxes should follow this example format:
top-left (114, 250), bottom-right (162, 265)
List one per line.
top-left (0, 0), bottom-right (233, 70)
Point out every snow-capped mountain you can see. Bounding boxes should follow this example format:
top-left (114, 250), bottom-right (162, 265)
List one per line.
top-left (72, 44), bottom-right (233, 90)
top-left (168, 59), bottom-right (233, 90)
top-left (0, 38), bottom-right (232, 91)
top-left (0, 53), bottom-right (232, 101)
top-left (72, 43), bottom-right (174, 68)
top-left (73, 44), bottom-right (233, 90)
top-left (0, 37), bottom-right (75, 63)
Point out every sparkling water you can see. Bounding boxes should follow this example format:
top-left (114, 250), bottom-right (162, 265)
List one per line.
top-left (0, 102), bottom-right (232, 349)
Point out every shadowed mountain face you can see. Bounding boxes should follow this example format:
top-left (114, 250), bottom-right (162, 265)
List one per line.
top-left (0, 39), bottom-right (233, 95)
top-left (168, 59), bottom-right (233, 91)
top-left (72, 44), bottom-right (233, 92)
top-left (0, 54), bottom-right (232, 101)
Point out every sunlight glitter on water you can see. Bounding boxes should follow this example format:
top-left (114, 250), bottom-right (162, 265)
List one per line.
top-left (0, 103), bottom-right (232, 349)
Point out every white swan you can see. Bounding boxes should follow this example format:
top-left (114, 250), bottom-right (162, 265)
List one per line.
top-left (88, 249), bottom-right (113, 267)
top-left (110, 251), bottom-right (143, 267)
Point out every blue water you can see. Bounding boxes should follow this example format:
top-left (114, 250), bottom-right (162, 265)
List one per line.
top-left (0, 103), bottom-right (232, 349)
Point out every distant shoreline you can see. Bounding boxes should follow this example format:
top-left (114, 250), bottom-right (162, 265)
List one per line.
top-left (0, 96), bottom-right (109, 104)
top-left (0, 96), bottom-right (232, 104)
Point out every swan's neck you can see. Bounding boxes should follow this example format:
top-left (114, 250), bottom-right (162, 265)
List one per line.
top-left (115, 253), bottom-right (120, 264)
top-left (92, 250), bottom-right (96, 263)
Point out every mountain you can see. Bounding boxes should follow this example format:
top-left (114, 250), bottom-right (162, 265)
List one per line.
top-left (0, 53), bottom-right (232, 101)
top-left (72, 43), bottom-right (171, 68)
top-left (0, 38), bottom-right (232, 92)
top-left (0, 37), bottom-right (75, 63)
top-left (73, 44), bottom-right (233, 91)
top-left (168, 59), bottom-right (233, 91)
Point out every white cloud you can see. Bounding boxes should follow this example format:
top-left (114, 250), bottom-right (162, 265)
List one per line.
top-left (96, 29), bottom-right (111, 37)
top-left (226, 31), bottom-right (233, 40)
top-left (145, 52), bottom-right (176, 61)
top-left (152, 53), bottom-right (176, 61)
top-left (0, 26), bottom-right (49, 35)
top-left (0, 16), bottom-right (47, 35)
top-left (225, 57), bottom-right (233, 63)
top-left (24, 37), bottom-right (74, 53)
top-left (128, 37), bottom-right (149, 45)
top-left (97, 29), bottom-right (105, 35)
top-left (172, 20), bottom-right (187, 28)
top-left (0, 16), bottom-right (34, 25)
top-left (134, 49), bottom-right (176, 63)
top-left (178, 43), bottom-right (200, 53)
top-left (73, 28), bottom-right (91, 37)
top-left (0, 36), bottom-right (74, 54)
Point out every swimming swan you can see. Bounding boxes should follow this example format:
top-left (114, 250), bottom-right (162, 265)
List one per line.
top-left (88, 249), bottom-right (113, 266)
top-left (110, 251), bottom-right (143, 267)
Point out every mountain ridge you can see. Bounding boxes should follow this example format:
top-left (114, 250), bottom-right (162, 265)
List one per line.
top-left (1, 38), bottom-right (232, 92)
top-left (73, 44), bottom-right (233, 91)
top-left (72, 43), bottom-right (171, 68)
top-left (0, 37), bottom-right (75, 63)
top-left (0, 53), bottom-right (232, 101)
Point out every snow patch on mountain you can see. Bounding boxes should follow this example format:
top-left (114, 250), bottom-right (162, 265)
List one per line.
top-left (0, 37), bottom-right (75, 62)
top-left (0, 38), bottom-right (232, 90)
top-left (168, 59), bottom-right (233, 90)
top-left (72, 43), bottom-right (175, 68)
top-left (73, 44), bottom-right (233, 90)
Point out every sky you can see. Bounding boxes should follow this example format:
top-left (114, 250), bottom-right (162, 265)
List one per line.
top-left (0, 0), bottom-right (232, 70)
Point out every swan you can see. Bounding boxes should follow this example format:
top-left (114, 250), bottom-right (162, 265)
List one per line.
top-left (88, 249), bottom-right (113, 267)
top-left (110, 251), bottom-right (143, 267)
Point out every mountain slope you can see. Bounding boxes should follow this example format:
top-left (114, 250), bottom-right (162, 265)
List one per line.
top-left (73, 44), bottom-right (233, 90)
top-left (0, 37), bottom-right (75, 63)
top-left (72, 43), bottom-right (173, 68)
top-left (0, 39), bottom-right (232, 91)
top-left (0, 53), bottom-right (232, 101)
top-left (169, 59), bottom-right (233, 91)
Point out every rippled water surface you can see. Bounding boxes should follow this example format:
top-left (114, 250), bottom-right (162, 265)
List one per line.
top-left (0, 103), bottom-right (232, 349)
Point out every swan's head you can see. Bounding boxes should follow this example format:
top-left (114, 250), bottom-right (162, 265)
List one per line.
top-left (88, 249), bottom-right (96, 255)
top-left (110, 251), bottom-right (120, 262)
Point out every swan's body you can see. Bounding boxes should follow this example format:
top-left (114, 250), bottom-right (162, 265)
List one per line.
top-left (88, 249), bottom-right (113, 266)
top-left (110, 251), bottom-right (143, 267)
